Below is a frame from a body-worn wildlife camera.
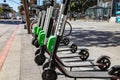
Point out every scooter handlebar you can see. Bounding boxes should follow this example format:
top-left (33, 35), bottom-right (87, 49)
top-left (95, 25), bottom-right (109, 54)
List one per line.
top-left (63, 0), bottom-right (66, 4)
top-left (49, 0), bottom-right (54, 6)
top-left (63, 0), bottom-right (71, 15)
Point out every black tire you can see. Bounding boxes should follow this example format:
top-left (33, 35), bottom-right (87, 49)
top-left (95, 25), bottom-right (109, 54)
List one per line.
top-left (97, 57), bottom-right (111, 71)
top-left (62, 38), bottom-right (70, 46)
top-left (108, 65), bottom-right (120, 78)
top-left (70, 44), bottom-right (77, 53)
top-left (109, 68), bottom-right (120, 80)
top-left (79, 49), bottom-right (89, 61)
top-left (42, 69), bottom-right (57, 80)
top-left (34, 54), bottom-right (46, 65)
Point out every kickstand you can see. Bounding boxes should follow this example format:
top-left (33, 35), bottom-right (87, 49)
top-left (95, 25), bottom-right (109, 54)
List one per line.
top-left (70, 67), bottom-right (72, 71)
top-left (74, 78), bottom-right (77, 80)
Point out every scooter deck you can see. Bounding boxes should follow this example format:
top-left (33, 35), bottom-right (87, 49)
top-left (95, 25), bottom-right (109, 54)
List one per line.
top-left (59, 55), bottom-right (82, 59)
top-left (44, 46), bottom-right (79, 59)
top-left (44, 46), bottom-right (100, 68)
top-left (61, 62), bottom-right (100, 67)
top-left (67, 71), bottom-right (115, 78)
top-left (58, 52), bottom-right (87, 59)
top-left (56, 60), bottom-right (119, 79)
top-left (58, 56), bottom-right (100, 68)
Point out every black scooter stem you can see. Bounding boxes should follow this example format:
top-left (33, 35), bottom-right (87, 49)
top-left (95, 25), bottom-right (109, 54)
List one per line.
top-left (59, 0), bottom-right (71, 36)
top-left (63, 0), bottom-right (66, 4)
top-left (54, 0), bottom-right (66, 36)
top-left (52, 0), bottom-right (71, 57)
top-left (44, 0), bottom-right (54, 44)
top-left (46, 0), bottom-right (54, 38)
top-left (38, 12), bottom-right (42, 27)
top-left (49, 0), bottom-right (54, 6)
top-left (40, 11), bottom-right (46, 29)
top-left (47, 17), bottom-right (53, 37)
top-left (63, 0), bottom-right (70, 15)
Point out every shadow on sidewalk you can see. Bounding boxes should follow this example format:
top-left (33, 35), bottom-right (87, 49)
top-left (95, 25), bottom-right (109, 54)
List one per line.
top-left (66, 29), bottom-right (120, 47)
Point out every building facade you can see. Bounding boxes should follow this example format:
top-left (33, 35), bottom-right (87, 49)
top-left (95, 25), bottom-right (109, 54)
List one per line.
top-left (98, 0), bottom-right (120, 16)
top-left (112, 0), bottom-right (120, 16)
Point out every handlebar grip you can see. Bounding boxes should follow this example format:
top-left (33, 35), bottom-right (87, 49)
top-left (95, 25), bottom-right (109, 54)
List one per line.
top-left (63, 0), bottom-right (66, 4)
top-left (63, 0), bottom-right (71, 15)
top-left (49, 0), bottom-right (54, 6)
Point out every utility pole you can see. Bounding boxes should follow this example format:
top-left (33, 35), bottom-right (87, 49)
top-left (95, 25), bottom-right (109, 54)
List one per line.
top-left (97, 0), bottom-right (99, 6)
top-left (22, 0), bottom-right (31, 34)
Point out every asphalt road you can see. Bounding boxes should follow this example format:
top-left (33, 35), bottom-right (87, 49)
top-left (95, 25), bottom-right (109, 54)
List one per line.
top-left (0, 20), bottom-right (21, 53)
top-left (65, 20), bottom-right (120, 66)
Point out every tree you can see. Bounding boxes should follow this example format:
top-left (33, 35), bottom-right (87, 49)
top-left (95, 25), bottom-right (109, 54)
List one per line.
top-left (69, 0), bottom-right (97, 13)
top-left (18, 5), bottom-right (24, 14)
top-left (11, 9), bottom-right (16, 13)
top-left (29, 0), bottom-right (37, 5)
top-left (0, 7), bottom-right (3, 14)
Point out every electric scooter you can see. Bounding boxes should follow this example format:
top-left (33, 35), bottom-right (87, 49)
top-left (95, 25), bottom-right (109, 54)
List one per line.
top-left (34, 0), bottom-right (90, 66)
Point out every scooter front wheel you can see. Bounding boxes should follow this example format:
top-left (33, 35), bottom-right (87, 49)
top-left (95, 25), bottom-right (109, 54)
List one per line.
top-left (79, 49), bottom-right (89, 61)
top-left (97, 56), bottom-right (111, 71)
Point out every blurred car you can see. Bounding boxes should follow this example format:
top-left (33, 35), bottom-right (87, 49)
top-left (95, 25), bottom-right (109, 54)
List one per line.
top-left (13, 17), bottom-right (17, 19)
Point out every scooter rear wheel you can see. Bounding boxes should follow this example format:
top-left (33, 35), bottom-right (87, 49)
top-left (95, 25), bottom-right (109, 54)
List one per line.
top-left (42, 69), bottom-right (57, 80)
top-left (34, 54), bottom-right (46, 65)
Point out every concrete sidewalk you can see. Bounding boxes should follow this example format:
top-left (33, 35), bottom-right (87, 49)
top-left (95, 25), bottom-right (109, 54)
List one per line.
top-left (0, 24), bottom-right (41, 80)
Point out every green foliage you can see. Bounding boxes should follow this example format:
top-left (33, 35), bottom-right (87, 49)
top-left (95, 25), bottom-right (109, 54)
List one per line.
top-left (0, 7), bottom-right (3, 14)
top-left (18, 5), bottom-right (24, 14)
top-left (69, 0), bottom-right (97, 13)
